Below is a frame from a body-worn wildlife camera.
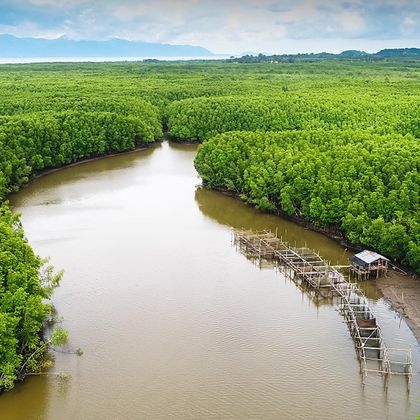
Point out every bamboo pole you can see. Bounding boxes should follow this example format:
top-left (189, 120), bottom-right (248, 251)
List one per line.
top-left (231, 228), bottom-right (412, 385)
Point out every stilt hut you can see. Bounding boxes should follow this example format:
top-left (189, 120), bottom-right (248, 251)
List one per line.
top-left (350, 250), bottom-right (389, 280)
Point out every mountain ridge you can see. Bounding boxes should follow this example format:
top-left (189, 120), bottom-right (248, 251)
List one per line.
top-left (0, 34), bottom-right (213, 57)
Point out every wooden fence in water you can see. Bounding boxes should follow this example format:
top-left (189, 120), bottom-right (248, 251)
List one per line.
top-left (233, 229), bottom-right (412, 387)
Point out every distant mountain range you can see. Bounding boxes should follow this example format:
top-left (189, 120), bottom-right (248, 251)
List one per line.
top-left (0, 34), bottom-right (213, 58)
top-left (230, 48), bottom-right (420, 63)
top-left (1, 35), bottom-right (418, 62)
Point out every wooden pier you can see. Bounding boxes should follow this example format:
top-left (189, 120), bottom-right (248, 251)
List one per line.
top-left (233, 229), bottom-right (412, 386)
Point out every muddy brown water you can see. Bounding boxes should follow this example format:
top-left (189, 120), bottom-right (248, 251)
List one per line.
top-left (2, 141), bottom-right (420, 419)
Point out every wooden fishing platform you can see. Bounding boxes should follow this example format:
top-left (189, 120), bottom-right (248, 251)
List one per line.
top-left (233, 229), bottom-right (412, 386)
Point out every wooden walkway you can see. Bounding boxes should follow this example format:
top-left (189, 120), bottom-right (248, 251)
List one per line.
top-left (233, 229), bottom-right (412, 386)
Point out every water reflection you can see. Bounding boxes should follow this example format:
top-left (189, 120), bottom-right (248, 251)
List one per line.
top-left (194, 186), bottom-right (400, 304)
top-left (10, 144), bottom-right (161, 209)
top-left (194, 186), bottom-right (351, 265)
top-left (0, 376), bottom-right (51, 420)
top-left (1, 141), bottom-right (418, 420)
top-left (194, 183), bottom-right (420, 400)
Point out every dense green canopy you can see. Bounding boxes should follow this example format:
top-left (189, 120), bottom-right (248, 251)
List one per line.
top-left (0, 59), bottom-right (418, 391)
top-left (0, 110), bottom-right (160, 195)
top-left (0, 73), bottom-right (162, 392)
top-left (168, 95), bottom-right (419, 141)
top-left (0, 205), bottom-right (52, 390)
top-left (195, 130), bottom-right (420, 271)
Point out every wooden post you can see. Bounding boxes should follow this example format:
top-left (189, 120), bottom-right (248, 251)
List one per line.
top-left (231, 228), bottom-right (412, 388)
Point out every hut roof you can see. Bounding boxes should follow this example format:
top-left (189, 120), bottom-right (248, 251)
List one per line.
top-left (352, 250), bottom-right (389, 264)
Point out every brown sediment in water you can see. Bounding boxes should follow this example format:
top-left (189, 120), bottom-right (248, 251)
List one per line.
top-left (209, 186), bottom-right (355, 248)
top-left (31, 143), bottom-right (154, 181)
top-left (209, 185), bottom-right (420, 342)
top-left (9, 140), bottom-right (420, 344)
top-left (6, 140), bottom-right (418, 419)
top-left (376, 271), bottom-right (420, 343)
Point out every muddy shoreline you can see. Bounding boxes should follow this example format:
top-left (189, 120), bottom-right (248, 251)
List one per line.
top-left (5, 143), bottom-right (155, 198)
top-left (8, 140), bottom-right (420, 343)
top-left (208, 185), bottom-right (420, 342)
top-left (31, 143), bottom-right (153, 181)
top-left (375, 272), bottom-right (420, 343)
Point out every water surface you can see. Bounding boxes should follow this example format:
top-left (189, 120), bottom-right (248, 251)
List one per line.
top-left (3, 141), bottom-right (419, 419)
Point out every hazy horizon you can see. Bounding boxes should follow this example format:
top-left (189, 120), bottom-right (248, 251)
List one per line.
top-left (0, 1), bottom-right (418, 55)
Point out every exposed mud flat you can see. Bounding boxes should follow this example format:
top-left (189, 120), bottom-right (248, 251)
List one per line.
top-left (376, 271), bottom-right (420, 343)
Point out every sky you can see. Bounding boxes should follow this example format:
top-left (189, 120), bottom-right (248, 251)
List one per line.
top-left (0, 0), bottom-right (419, 54)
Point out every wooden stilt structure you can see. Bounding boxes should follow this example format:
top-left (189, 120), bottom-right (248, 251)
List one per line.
top-left (233, 229), bottom-right (412, 387)
top-left (350, 250), bottom-right (389, 280)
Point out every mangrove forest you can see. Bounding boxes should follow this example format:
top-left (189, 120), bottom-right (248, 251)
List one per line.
top-left (0, 58), bottom-right (419, 391)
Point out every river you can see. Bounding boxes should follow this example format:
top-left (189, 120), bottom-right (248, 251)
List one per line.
top-left (2, 141), bottom-right (419, 419)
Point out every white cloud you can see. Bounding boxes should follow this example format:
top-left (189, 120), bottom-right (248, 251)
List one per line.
top-left (1, 0), bottom-right (419, 54)
top-left (0, 21), bottom-right (65, 39)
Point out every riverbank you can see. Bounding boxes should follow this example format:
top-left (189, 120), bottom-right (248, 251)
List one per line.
top-left (7, 139), bottom-right (418, 419)
top-left (30, 143), bottom-right (154, 181)
top-left (376, 272), bottom-right (420, 343)
top-left (9, 139), bottom-right (420, 346)
top-left (0, 141), bottom-right (159, 392)
top-left (208, 186), bottom-right (356, 247)
top-left (208, 185), bottom-right (420, 342)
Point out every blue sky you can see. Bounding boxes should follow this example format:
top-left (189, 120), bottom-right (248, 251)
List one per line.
top-left (0, 0), bottom-right (418, 54)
